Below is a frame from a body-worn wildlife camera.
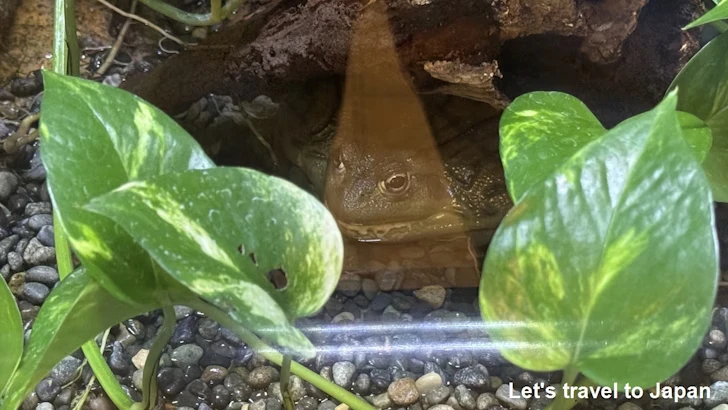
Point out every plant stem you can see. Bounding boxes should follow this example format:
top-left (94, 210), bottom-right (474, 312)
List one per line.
top-left (549, 367), bottom-right (579, 410)
top-left (187, 299), bottom-right (376, 410)
top-left (135, 0), bottom-right (243, 26)
top-left (52, 0), bottom-right (132, 404)
top-left (140, 305), bottom-right (175, 410)
top-left (281, 355), bottom-right (294, 410)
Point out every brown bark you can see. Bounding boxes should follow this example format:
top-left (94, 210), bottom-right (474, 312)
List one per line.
top-left (124, 0), bottom-right (700, 116)
top-left (0, 0), bottom-right (19, 47)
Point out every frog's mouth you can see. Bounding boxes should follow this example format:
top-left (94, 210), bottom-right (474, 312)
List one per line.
top-left (334, 211), bottom-right (503, 243)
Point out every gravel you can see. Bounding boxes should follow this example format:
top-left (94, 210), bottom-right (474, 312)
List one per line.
top-left (1, 116), bottom-right (727, 410)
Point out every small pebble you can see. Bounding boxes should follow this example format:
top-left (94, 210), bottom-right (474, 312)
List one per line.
top-left (495, 384), bottom-right (527, 410)
top-left (35, 378), bottom-right (60, 402)
top-left (171, 344), bottom-right (204, 367)
top-left (454, 385), bottom-right (476, 410)
top-left (453, 365), bottom-right (490, 389)
top-left (201, 365), bottom-right (228, 385)
top-left (388, 378), bottom-right (419, 406)
top-left (25, 266), bottom-right (59, 286)
top-left (132, 349), bottom-right (149, 370)
top-left (425, 385), bottom-right (451, 406)
top-left (248, 366), bottom-right (279, 389)
top-left (0, 172), bottom-right (19, 200)
top-left (414, 286), bottom-right (447, 308)
top-left (50, 356), bottom-right (82, 385)
top-left (416, 372), bottom-right (443, 394)
top-left (428, 406), bottom-right (455, 410)
top-left (476, 393), bottom-right (499, 410)
top-left (332, 361), bottom-right (356, 387)
top-left (23, 238), bottom-right (55, 265)
top-left (371, 392), bottom-right (392, 409)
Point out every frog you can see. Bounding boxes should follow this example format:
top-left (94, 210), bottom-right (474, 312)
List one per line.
top-left (245, 78), bottom-right (513, 243)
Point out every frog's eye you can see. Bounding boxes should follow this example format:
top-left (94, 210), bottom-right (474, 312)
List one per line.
top-left (379, 172), bottom-right (411, 195)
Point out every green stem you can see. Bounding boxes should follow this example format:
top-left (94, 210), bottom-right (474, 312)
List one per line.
top-left (187, 299), bottom-right (376, 410)
top-left (549, 367), bottom-right (579, 410)
top-left (280, 355), bottom-right (294, 410)
top-left (135, 0), bottom-right (242, 26)
top-left (65, 0), bottom-right (80, 76)
top-left (54, 218), bottom-right (134, 409)
top-left (210, 0), bottom-right (222, 24)
top-left (140, 305), bottom-right (175, 410)
top-left (52, 0), bottom-right (128, 402)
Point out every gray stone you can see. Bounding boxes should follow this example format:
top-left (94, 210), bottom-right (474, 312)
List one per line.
top-left (454, 385), bottom-right (476, 410)
top-left (50, 356), bottom-right (82, 385)
top-left (35, 403), bottom-right (54, 410)
top-left (0, 172), bottom-right (19, 200)
top-left (36, 225), bottom-right (54, 247)
top-left (414, 286), bottom-right (447, 308)
top-left (23, 282), bottom-right (49, 304)
top-left (714, 366), bottom-right (728, 382)
top-left (339, 273), bottom-right (362, 297)
top-left (24, 202), bottom-right (52, 217)
top-left (495, 384), bottom-right (527, 410)
top-left (0, 234), bottom-right (18, 264)
top-left (288, 375), bottom-right (306, 401)
top-left (425, 386), bottom-right (451, 406)
top-left (362, 278), bottom-right (378, 300)
top-left (415, 372), bottom-right (442, 394)
top-left (28, 214), bottom-right (53, 231)
top-left (332, 361), bottom-right (356, 387)
top-left (371, 392), bottom-right (392, 409)
top-left (453, 365), bottom-right (490, 389)
top-left (318, 402), bottom-right (337, 410)
top-left (25, 266), bottom-right (59, 286)
top-left (706, 382), bottom-right (728, 407)
top-left (170, 344), bottom-right (204, 367)
top-left (476, 393), bottom-right (499, 410)
top-left (8, 251), bottom-right (23, 271)
top-left (375, 270), bottom-right (402, 291)
top-left (23, 238), bottom-right (55, 266)
top-left (353, 372), bottom-right (371, 395)
top-left (35, 377), bottom-right (60, 402)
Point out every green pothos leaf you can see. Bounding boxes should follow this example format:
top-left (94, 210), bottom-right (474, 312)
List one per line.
top-left (676, 111), bottom-right (713, 163)
top-left (684, 0), bottom-right (728, 29)
top-left (0, 277), bottom-right (22, 395)
top-left (86, 168), bottom-right (343, 357)
top-left (480, 92), bottom-right (718, 388)
top-left (39, 72), bottom-right (215, 304)
top-left (668, 31), bottom-right (728, 202)
top-left (499, 92), bottom-right (607, 203)
top-left (0, 267), bottom-right (158, 410)
top-left (499, 92), bottom-right (713, 203)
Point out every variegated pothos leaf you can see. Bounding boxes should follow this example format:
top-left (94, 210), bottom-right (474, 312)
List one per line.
top-left (0, 275), bottom-right (22, 395)
top-left (480, 92), bottom-right (718, 388)
top-left (499, 92), bottom-right (712, 203)
top-left (39, 72), bottom-right (216, 304)
top-left (1, 267), bottom-right (159, 410)
top-left (86, 168), bottom-right (343, 357)
top-left (668, 31), bottom-right (728, 202)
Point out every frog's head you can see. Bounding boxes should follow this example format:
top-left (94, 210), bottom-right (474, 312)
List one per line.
top-left (323, 131), bottom-right (469, 242)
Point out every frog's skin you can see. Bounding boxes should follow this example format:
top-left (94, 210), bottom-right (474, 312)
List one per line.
top-left (323, 93), bottom-right (513, 243)
top-left (247, 80), bottom-right (513, 243)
